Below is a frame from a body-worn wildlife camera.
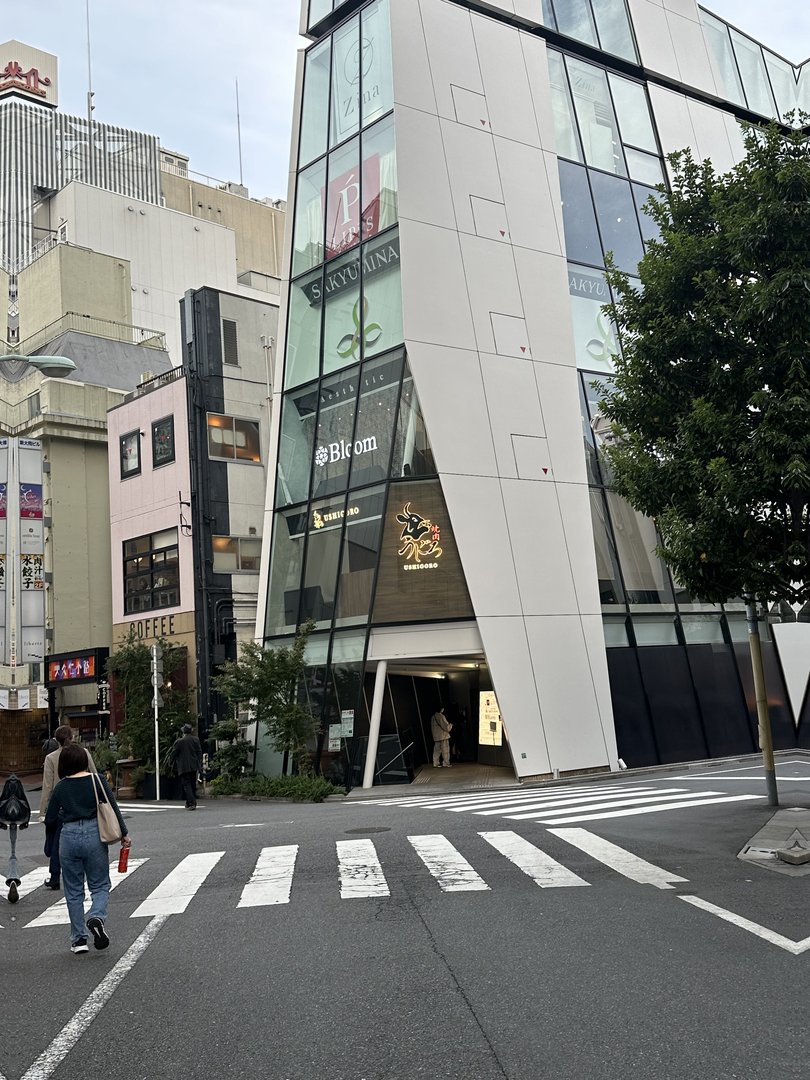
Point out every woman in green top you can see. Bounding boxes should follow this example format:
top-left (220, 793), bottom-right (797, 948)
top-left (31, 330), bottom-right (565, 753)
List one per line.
top-left (45, 741), bottom-right (131, 954)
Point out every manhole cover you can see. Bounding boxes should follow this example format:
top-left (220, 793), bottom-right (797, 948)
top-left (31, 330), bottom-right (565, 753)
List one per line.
top-left (345, 827), bottom-right (391, 834)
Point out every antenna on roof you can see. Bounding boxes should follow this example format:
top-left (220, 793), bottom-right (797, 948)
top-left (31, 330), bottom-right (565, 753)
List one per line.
top-left (85, 0), bottom-right (95, 182)
top-left (236, 79), bottom-right (244, 187)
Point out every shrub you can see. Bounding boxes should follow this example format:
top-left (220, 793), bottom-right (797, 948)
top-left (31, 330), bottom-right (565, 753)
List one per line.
top-left (209, 774), bottom-right (344, 802)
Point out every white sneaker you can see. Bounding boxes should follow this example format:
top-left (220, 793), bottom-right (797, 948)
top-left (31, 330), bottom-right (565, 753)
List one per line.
top-left (71, 939), bottom-right (89, 954)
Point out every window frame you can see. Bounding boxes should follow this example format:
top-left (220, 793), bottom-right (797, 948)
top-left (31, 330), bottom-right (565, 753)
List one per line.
top-left (119, 430), bottom-right (142, 480)
top-left (206, 412), bottom-right (262, 465)
top-left (151, 415), bottom-right (176, 469)
top-left (123, 527), bottom-right (180, 614)
top-left (212, 535), bottom-right (263, 574)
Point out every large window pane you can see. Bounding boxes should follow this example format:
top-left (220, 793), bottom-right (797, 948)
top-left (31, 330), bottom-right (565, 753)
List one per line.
top-left (391, 366), bottom-right (435, 479)
top-left (589, 489), bottom-right (625, 605)
top-left (285, 269), bottom-right (322, 390)
top-left (312, 366), bottom-right (360, 499)
top-left (326, 137), bottom-right (361, 259)
top-left (277, 385), bottom-right (319, 507)
top-left (554, 0), bottom-right (598, 48)
top-left (361, 113), bottom-right (397, 239)
top-left (608, 75), bottom-right (656, 152)
top-left (292, 159), bottom-right (326, 278)
top-left (700, 11), bottom-right (745, 107)
top-left (308, 0), bottom-right (331, 29)
top-left (350, 351), bottom-right (404, 488)
top-left (265, 507), bottom-right (308, 637)
top-left (632, 184), bottom-right (662, 245)
top-left (301, 495), bottom-right (346, 629)
top-left (578, 374), bottom-right (601, 486)
top-left (322, 249), bottom-right (361, 374)
top-left (765, 52), bottom-right (797, 121)
top-left (730, 30), bottom-right (777, 118)
top-left (335, 485), bottom-right (386, 627)
top-left (559, 161), bottom-right (602, 267)
top-left (566, 57), bottom-right (625, 176)
top-left (547, 50), bottom-right (583, 163)
top-left (625, 148), bottom-right (664, 187)
top-left (589, 171), bottom-right (644, 274)
top-left (331, 15), bottom-right (360, 147)
top-left (568, 265), bottom-right (618, 372)
top-left (606, 491), bottom-right (675, 608)
top-left (361, 229), bottom-right (403, 358)
top-left (361, 0), bottom-right (394, 127)
top-left (299, 40), bottom-right (331, 168)
top-left (591, 0), bottom-right (636, 62)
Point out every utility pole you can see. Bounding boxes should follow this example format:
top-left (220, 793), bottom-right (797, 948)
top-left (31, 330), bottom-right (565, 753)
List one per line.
top-left (151, 644), bottom-right (164, 801)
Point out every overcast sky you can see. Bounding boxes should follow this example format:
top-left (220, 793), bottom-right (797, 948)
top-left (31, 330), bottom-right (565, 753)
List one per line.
top-left (5, 1), bottom-right (809, 203)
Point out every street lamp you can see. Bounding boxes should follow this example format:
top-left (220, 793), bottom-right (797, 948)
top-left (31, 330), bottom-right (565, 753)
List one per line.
top-left (0, 354), bottom-right (76, 378)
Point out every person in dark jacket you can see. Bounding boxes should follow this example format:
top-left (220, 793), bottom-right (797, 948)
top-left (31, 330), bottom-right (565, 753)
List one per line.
top-left (45, 742), bottom-right (129, 954)
top-left (170, 724), bottom-right (203, 810)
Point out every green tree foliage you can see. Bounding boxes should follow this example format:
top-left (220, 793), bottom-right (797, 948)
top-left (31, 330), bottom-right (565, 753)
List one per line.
top-left (107, 628), bottom-right (194, 767)
top-left (212, 622), bottom-right (318, 776)
top-left (209, 717), bottom-right (252, 779)
top-left (601, 122), bottom-right (810, 606)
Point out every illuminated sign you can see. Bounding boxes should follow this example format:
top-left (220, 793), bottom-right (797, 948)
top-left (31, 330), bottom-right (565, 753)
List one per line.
top-left (396, 502), bottom-right (442, 570)
top-left (48, 655), bottom-right (96, 682)
top-left (313, 505), bottom-right (360, 529)
top-left (315, 435), bottom-right (378, 467)
top-left (479, 693), bottom-right (503, 747)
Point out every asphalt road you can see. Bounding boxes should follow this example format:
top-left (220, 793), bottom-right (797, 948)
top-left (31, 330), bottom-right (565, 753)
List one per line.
top-left (2, 757), bottom-right (810, 1080)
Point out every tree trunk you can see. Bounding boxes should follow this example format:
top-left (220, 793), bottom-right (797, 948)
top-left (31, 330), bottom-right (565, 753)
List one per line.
top-left (744, 598), bottom-right (779, 807)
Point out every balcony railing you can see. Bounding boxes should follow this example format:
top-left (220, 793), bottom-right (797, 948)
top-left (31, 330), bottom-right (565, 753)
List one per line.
top-left (15, 312), bottom-right (166, 356)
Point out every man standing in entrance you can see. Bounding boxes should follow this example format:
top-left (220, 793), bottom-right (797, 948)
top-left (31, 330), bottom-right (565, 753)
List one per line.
top-left (431, 707), bottom-right (453, 768)
top-left (170, 724), bottom-right (203, 809)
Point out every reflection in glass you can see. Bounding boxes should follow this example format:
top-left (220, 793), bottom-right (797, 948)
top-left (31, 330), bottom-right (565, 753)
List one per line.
top-left (292, 159), bottom-right (326, 278)
top-left (350, 351), bottom-right (403, 488)
top-left (589, 489), bottom-right (624, 604)
top-left (312, 366), bottom-right (359, 499)
top-left (331, 15), bottom-right (361, 147)
top-left (362, 229), bottom-right (403, 358)
top-left (765, 52), bottom-right (797, 120)
top-left (568, 265), bottom-right (618, 372)
top-left (606, 491), bottom-right (675, 607)
top-left (730, 29), bottom-right (777, 118)
top-left (582, 369), bottom-right (615, 486)
top-left (589, 171), bottom-right (644, 274)
top-left (625, 149), bottom-right (664, 188)
top-left (608, 75), bottom-right (656, 153)
top-left (547, 51), bottom-right (583, 163)
top-left (265, 507), bottom-right (308, 637)
top-left (632, 184), bottom-right (662, 245)
top-left (308, 0), bottom-right (331, 29)
top-left (276, 385), bottom-right (319, 507)
top-left (566, 57), bottom-right (625, 175)
top-left (578, 375), bottom-right (601, 486)
top-left (326, 138), bottom-right (361, 260)
top-left (322, 249), bottom-right (361, 374)
top-left (301, 495), bottom-right (346, 629)
top-left (335, 486), bottom-right (386, 626)
top-left (591, 0), bottom-right (636, 61)
top-left (299, 40), bottom-right (331, 167)
top-left (700, 11), bottom-right (745, 107)
top-left (285, 270), bottom-right (322, 390)
top-left (361, 113), bottom-right (397, 238)
top-left (391, 367), bottom-right (436, 479)
top-left (361, 0), bottom-right (394, 127)
top-left (555, 0), bottom-right (597, 48)
top-left (559, 162), bottom-right (602, 267)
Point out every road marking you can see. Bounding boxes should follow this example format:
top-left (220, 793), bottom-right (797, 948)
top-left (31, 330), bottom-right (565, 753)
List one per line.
top-left (362, 784), bottom-right (635, 809)
top-left (505, 790), bottom-right (707, 820)
top-left (549, 828), bottom-right (688, 890)
top-left (441, 787), bottom-right (653, 813)
top-left (408, 834), bottom-right (490, 892)
top-left (680, 895), bottom-right (810, 955)
top-left (474, 787), bottom-right (677, 817)
top-left (221, 823), bottom-right (267, 829)
top-left (24, 860), bottom-right (148, 928)
top-left (543, 794), bottom-right (766, 824)
top-left (130, 851), bottom-right (224, 917)
top-left (238, 846), bottom-right (298, 907)
top-left (16, 914), bottom-right (168, 1080)
top-left (336, 839), bottom-right (390, 898)
top-left (479, 831), bottom-right (589, 888)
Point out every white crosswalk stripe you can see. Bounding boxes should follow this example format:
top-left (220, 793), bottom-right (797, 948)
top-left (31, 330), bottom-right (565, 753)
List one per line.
top-left (6, 830), bottom-right (689, 927)
top-left (358, 784), bottom-right (766, 823)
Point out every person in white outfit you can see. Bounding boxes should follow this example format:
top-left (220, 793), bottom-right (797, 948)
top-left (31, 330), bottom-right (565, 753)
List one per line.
top-left (431, 707), bottom-right (453, 768)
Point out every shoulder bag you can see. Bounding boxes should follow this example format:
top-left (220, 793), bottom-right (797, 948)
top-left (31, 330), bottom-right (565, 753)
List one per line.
top-left (91, 773), bottom-right (123, 844)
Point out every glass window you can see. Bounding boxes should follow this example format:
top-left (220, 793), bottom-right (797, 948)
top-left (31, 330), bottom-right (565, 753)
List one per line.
top-left (277, 384), bottom-right (319, 507)
top-left (350, 351), bottom-right (403, 489)
top-left (312, 366), bottom-right (359, 499)
top-left (606, 491), bottom-right (675, 608)
top-left (361, 229), bottom-right (403, 358)
top-left (680, 614), bottom-right (725, 645)
top-left (120, 430), bottom-right (141, 479)
top-left (608, 75), bottom-right (656, 153)
top-left (555, 0), bottom-right (598, 48)
top-left (123, 528), bottom-right (179, 614)
top-left (335, 485), bottom-right (386, 627)
top-left (207, 414), bottom-right (261, 463)
top-left (213, 537), bottom-right (262, 574)
top-left (361, 0), bottom-right (394, 127)
top-left (700, 11), bottom-right (745, 107)
top-left (730, 30), bottom-right (777, 118)
top-left (589, 489), bottom-right (624, 605)
top-left (765, 52), bottom-right (797, 121)
top-left (591, 0), bottom-right (636, 62)
top-left (581, 369), bottom-right (614, 483)
top-left (299, 39), bottom-right (331, 168)
top-left (391, 364), bottom-right (435, 479)
top-left (301, 494), bottom-right (346, 629)
top-left (234, 419), bottom-right (261, 463)
top-left (566, 57), bottom-right (625, 176)
top-left (285, 269), bottom-right (322, 390)
top-left (151, 416), bottom-right (175, 468)
top-left (331, 15), bottom-right (361, 147)
top-left (292, 158), bottom-right (326, 278)
top-left (632, 616), bottom-right (679, 646)
top-left (625, 148), bottom-right (664, 187)
top-left (265, 507), bottom-right (308, 637)
top-left (322, 249), bottom-right (361, 374)
top-left (539, 0), bottom-right (556, 29)
top-left (361, 113), bottom-right (397, 239)
top-left (308, 0), bottom-right (331, 28)
top-left (558, 162), bottom-right (602, 267)
top-left (326, 137), bottom-right (361, 260)
top-left (568, 265), bottom-right (618, 372)
top-left (589, 171), bottom-right (644, 274)
top-left (547, 51), bottom-right (583, 163)
top-left (632, 184), bottom-right (662, 245)
top-left (578, 374), bottom-right (601, 486)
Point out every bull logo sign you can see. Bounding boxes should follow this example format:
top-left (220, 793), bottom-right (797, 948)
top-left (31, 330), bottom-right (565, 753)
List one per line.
top-left (396, 503), bottom-right (442, 571)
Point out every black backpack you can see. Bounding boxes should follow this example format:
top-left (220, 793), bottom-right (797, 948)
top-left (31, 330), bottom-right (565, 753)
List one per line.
top-left (0, 775), bottom-right (31, 829)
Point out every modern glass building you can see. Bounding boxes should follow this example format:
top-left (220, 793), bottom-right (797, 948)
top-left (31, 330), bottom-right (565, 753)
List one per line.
top-left (257, 0), bottom-right (810, 786)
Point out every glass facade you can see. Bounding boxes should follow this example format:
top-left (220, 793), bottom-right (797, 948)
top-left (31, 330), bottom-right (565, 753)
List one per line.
top-left (540, 0), bottom-right (637, 63)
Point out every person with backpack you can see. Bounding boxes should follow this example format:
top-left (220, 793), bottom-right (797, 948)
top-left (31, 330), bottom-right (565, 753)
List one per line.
top-left (0, 774), bottom-right (31, 903)
top-left (39, 725), bottom-right (97, 891)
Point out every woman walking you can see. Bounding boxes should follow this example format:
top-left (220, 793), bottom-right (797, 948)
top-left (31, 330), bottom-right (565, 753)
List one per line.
top-left (44, 742), bottom-right (130, 954)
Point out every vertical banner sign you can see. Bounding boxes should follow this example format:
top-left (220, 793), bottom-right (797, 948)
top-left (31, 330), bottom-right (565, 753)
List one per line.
top-left (478, 692), bottom-right (503, 747)
top-left (17, 439), bottom-right (45, 665)
top-left (0, 440), bottom-right (7, 665)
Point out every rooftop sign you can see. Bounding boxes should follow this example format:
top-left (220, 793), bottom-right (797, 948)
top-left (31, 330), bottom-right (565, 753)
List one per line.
top-left (0, 41), bottom-right (58, 107)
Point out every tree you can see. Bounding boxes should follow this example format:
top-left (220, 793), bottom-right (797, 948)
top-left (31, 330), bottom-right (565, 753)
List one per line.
top-left (600, 121), bottom-right (810, 806)
top-left (212, 622), bottom-right (318, 776)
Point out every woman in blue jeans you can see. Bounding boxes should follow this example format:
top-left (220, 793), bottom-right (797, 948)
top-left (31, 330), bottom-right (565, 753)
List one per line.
top-left (44, 742), bottom-right (130, 954)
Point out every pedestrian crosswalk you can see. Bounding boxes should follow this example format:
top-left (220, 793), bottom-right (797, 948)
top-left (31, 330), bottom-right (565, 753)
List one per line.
top-left (1, 827), bottom-right (693, 929)
top-left (358, 783), bottom-right (766, 824)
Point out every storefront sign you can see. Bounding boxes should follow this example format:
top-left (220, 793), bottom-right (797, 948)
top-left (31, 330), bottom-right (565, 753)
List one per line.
top-left (315, 435), bottom-right (378, 468)
top-left (313, 505), bottom-right (360, 530)
top-left (303, 234), bottom-right (400, 306)
top-left (396, 502), bottom-right (442, 569)
top-left (131, 614), bottom-right (177, 640)
top-left (479, 692), bottom-right (503, 747)
top-left (0, 59), bottom-right (51, 100)
top-left (49, 655), bottom-right (95, 682)
top-left (19, 483), bottom-right (43, 519)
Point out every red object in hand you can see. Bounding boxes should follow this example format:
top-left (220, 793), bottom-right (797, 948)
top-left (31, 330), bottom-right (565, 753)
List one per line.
top-left (118, 843), bottom-right (130, 874)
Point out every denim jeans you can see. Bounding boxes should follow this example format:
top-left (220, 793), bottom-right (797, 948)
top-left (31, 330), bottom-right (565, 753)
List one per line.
top-left (59, 818), bottom-right (111, 945)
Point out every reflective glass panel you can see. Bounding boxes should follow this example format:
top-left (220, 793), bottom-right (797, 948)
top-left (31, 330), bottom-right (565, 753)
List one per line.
top-left (331, 15), bottom-right (361, 147)
top-left (625, 148), bottom-right (664, 187)
top-left (308, 0), bottom-right (331, 29)
top-left (547, 50), bottom-right (583, 163)
top-left (608, 75), bottom-right (656, 152)
top-left (292, 158), bottom-right (326, 278)
top-left (700, 11), bottom-right (745, 107)
top-left (301, 494), bottom-right (346, 629)
top-left (362, 229), bottom-right (403, 358)
top-left (589, 171), bottom-right (644, 274)
top-left (765, 52), bottom-right (797, 121)
top-left (276, 384), bottom-right (319, 507)
top-left (558, 162), bottom-right (602, 267)
top-left (582, 369), bottom-right (614, 484)
top-left (591, 0), bottom-right (636, 62)
top-left (568, 264), bottom-right (618, 372)
top-left (334, 485), bottom-right (386, 627)
top-left (391, 365), bottom-right (435, 479)
top-left (361, 0), bottom-right (394, 127)
top-left (589, 489), bottom-right (625, 605)
top-left (632, 184), bottom-right (662, 245)
top-left (312, 366), bottom-right (360, 499)
top-left (299, 40), bottom-right (331, 168)
top-left (730, 30), bottom-right (777, 117)
top-left (361, 113), bottom-right (397, 239)
top-left (578, 373), bottom-right (601, 486)
top-left (350, 351), bottom-right (403, 489)
top-left (539, 1), bottom-right (556, 29)
top-left (607, 491), bottom-right (675, 608)
top-left (554, 0), bottom-right (598, 48)
top-left (265, 506), bottom-right (308, 637)
top-left (566, 57), bottom-right (625, 176)
top-left (285, 269), bottom-right (322, 390)
top-left (326, 137), bottom-right (361, 260)
top-left (322, 249), bottom-right (362, 374)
